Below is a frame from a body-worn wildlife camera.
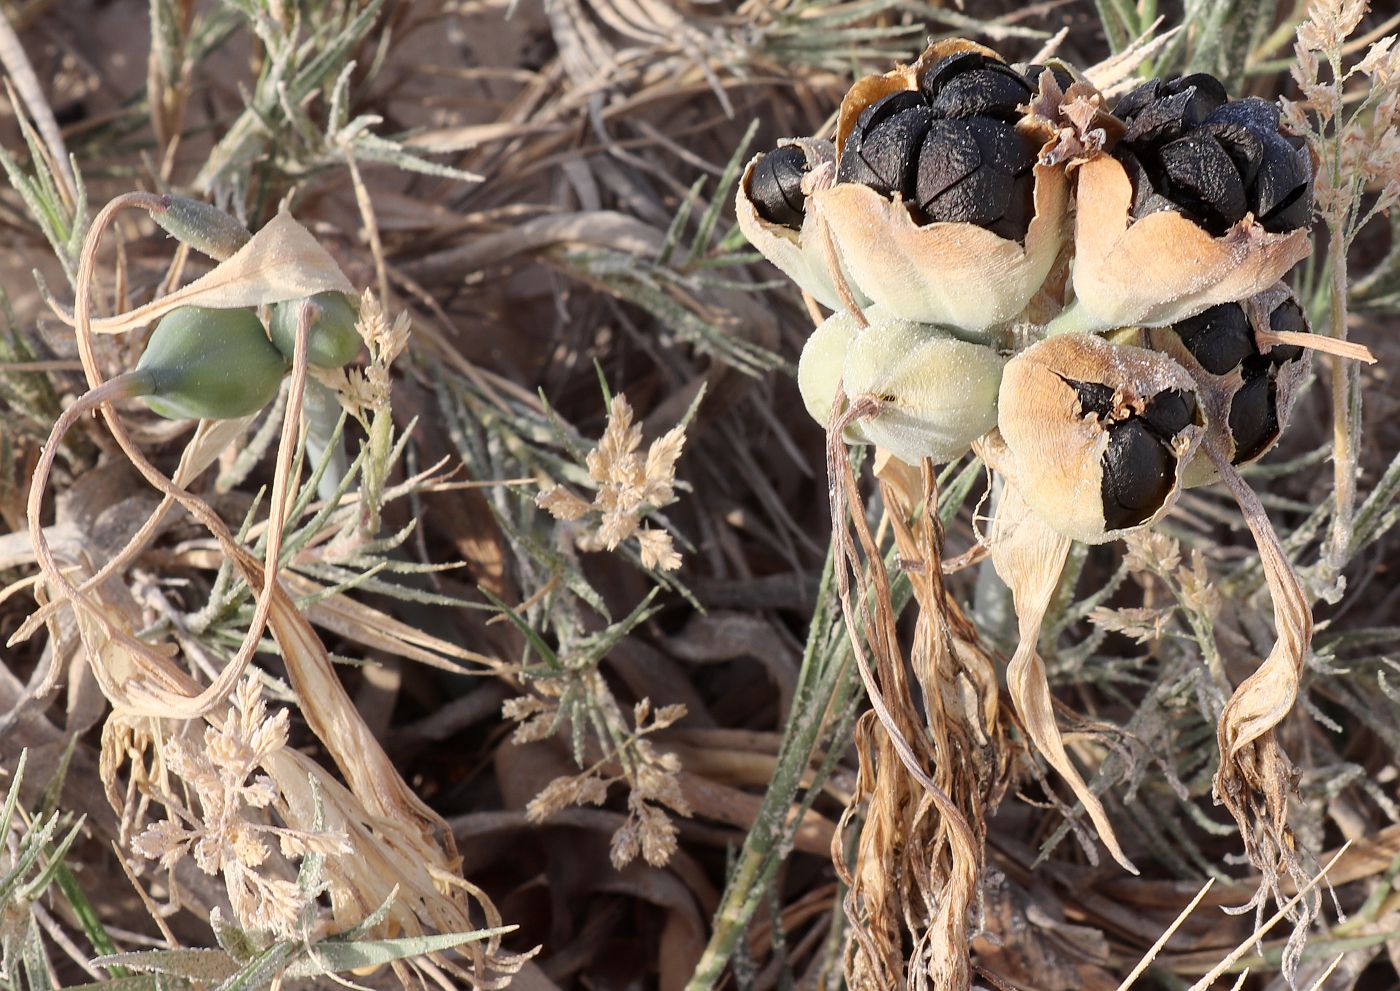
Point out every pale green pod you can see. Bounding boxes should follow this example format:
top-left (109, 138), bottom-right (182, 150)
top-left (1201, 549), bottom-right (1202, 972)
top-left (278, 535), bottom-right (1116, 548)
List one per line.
top-left (269, 291), bottom-right (362, 368)
top-left (135, 306), bottom-right (288, 420)
top-left (843, 318), bottom-right (1004, 464)
top-left (797, 308), bottom-right (868, 443)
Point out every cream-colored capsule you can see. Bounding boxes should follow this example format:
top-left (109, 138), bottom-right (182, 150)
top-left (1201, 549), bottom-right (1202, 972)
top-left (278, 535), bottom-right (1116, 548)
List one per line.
top-left (841, 315), bottom-right (1004, 464)
top-left (736, 139), bottom-right (869, 312)
top-left (997, 334), bottom-right (1203, 543)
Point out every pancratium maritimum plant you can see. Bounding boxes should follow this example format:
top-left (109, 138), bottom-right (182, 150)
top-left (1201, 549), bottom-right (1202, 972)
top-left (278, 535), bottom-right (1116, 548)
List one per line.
top-left (739, 32), bottom-right (1382, 991)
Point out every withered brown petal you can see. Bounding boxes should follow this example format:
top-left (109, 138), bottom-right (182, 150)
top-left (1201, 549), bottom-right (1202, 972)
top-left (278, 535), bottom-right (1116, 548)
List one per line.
top-left (1157, 131), bottom-right (1249, 233)
top-left (1102, 419), bottom-right (1175, 531)
top-left (1228, 364), bottom-right (1280, 464)
top-left (749, 146), bottom-right (809, 229)
top-left (1173, 301), bottom-right (1255, 375)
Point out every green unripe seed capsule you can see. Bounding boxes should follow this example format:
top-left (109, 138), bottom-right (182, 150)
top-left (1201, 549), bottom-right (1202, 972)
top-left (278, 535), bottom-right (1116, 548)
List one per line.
top-left (151, 195), bottom-right (252, 261)
top-left (135, 306), bottom-right (288, 420)
top-left (269, 292), bottom-right (362, 369)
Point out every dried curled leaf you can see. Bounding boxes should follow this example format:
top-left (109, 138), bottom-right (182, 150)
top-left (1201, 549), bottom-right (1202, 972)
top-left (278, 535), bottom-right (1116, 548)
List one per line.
top-left (985, 475), bottom-right (1136, 873)
top-left (53, 210), bottom-right (355, 335)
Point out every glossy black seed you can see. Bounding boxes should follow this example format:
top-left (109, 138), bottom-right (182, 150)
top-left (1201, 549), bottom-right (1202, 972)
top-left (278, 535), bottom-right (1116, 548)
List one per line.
top-left (1173, 302), bottom-right (1255, 375)
top-left (1266, 299), bottom-right (1307, 364)
top-left (1120, 74), bottom-right (1228, 146)
top-left (1142, 388), bottom-right (1197, 438)
top-left (1202, 121), bottom-right (1265, 187)
top-left (919, 52), bottom-right (991, 99)
top-left (838, 93), bottom-right (932, 198)
top-left (1228, 369), bottom-right (1280, 464)
top-left (1157, 131), bottom-right (1249, 234)
top-left (749, 146), bottom-right (809, 228)
top-left (911, 119), bottom-right (980, 208)
top-left (1113, 79), bottom-right (1163, 122)
top-left (1117, 147), bottom-right (1179, 219)
top-left (1252, 135), bottom-right (1313, 231)
top-left (1021, 63), bottom-right (1075, 92)
top-left (1102, 419), bottom-right (1175, 530)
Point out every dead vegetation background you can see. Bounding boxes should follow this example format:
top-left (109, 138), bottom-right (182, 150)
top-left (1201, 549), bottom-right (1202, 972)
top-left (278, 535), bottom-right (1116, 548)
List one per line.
top-left (1, 0), bottom-right (1400, 989)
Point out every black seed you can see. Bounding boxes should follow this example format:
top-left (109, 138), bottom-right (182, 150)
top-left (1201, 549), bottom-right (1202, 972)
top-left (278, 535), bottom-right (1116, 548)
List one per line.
top-left (1172, 74), bottom-right (1229, 116)
top-left (1266, 299), bottom-right (1307, 364)
top-left (1203, 121), bottom-right (1265, 187)
top-left (1117, 147), bottom-right (1177, 219)
top-left (1173, 302), bottom-right (1255, 375)
top-left (1228, 369), bottom-right (1280, 464)
top-left (1142, 388), bottom-right (1197, 438)
top-left (1112, 79), bottom-right (1163, 123)
top-left (919, 52), bottom-right (992, 100)
top-left (912, 118), bottom-right (983, 216)
top-left (928, 66), bottom-right (1032, 121)
top-left (913, 117), bottom-right (1036, 238)
top-left (1157, 131), bottom-right (1249, 234)
top-left (1121, 75), bottom-right (1228, 147)
top-left (1252, 135), bottom-right (1313, 231)
top-left (1066, 378), bottom-right (1116, 419)
top-left (838, 93), bottom-right (932, 199)
top-left (1021, 63), bottom-right (1074, 92)
top-left (749, 146), bottom-right (809, 229)
top-left (1101, 419), bottom-right (1175, 530)
top-left (1206, 96), bottom-right (1281, 134)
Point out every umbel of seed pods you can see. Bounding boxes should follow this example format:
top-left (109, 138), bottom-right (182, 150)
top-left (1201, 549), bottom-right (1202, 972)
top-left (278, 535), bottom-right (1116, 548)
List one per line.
top-left (737, 38), bottom-right (1320, 544)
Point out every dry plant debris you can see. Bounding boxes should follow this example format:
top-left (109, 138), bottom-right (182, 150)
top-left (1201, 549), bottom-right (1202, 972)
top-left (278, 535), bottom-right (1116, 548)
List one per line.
top-left (1, 2), bottom-right (1399, 991)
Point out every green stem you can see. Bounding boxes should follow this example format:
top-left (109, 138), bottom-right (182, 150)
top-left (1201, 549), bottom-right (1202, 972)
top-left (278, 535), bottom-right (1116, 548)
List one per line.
top-left (1042, 300), bottom-right (1104, 338)
top-left (302, 378), bottom-right (349, 503)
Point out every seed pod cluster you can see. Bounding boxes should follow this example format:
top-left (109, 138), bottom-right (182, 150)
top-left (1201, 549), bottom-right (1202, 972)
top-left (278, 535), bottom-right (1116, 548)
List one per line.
top-left (1113, 76), bottom-right (1313, 235)
top-left (997, 335), bottom-right (1203, 543)
top-left (1146, 284), bottom-right (1312, 486)
top-left (742, 38), bottom-right (1323, 542)
top-left (835, 52), bottom-right (1041, 239)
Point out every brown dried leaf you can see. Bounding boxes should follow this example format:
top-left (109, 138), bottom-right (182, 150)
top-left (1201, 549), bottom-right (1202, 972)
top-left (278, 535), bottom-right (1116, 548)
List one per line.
top-left (987, 479), bottom-right (1137, 873)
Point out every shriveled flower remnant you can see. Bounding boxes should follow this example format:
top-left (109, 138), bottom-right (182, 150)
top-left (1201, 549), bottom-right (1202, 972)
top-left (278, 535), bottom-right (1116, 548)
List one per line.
top-left (133, 673), bottom-right (350, 939)
top-left (537, 393), bottom-right (688, 571)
